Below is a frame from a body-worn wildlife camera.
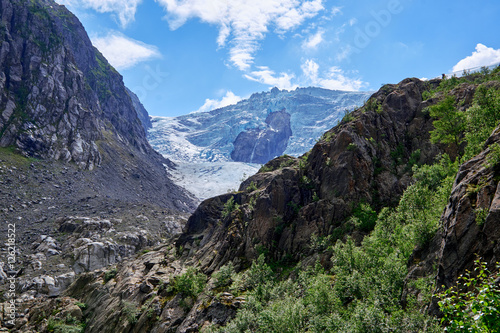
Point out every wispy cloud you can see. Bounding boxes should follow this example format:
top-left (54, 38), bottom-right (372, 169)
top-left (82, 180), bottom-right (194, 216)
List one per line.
top-left (55, 0), bottom-right (142, 27)
top-left (244, 66), bottom-right (298, 90)
top-left (331, 6), bottom-right (342, 16)
top-left (195, 91), bottom-right (243, 113)
top-left (452, 43), bottom-right (500, 72)
top-left (301, 59), bottom-right (365, 91)
top-left (302, 29), bottom-right (324, 50)
top-left (91, 32), bottom-right (161, 70)
top-left (156, 0), bottom-right (324, 71)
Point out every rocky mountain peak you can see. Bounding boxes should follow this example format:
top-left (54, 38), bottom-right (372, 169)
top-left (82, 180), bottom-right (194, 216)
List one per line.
top-left (0, 0), bottom-right (149, 169)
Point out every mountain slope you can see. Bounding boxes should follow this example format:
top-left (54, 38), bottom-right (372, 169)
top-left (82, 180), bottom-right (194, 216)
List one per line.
top-left (0, 0), bottom-right (196, 312)
top-left (0, 0), bottom-right (194, 211)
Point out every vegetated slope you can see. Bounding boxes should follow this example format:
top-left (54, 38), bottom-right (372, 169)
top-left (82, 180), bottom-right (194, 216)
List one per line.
top-left (0, 0), bottom-right (196, 311)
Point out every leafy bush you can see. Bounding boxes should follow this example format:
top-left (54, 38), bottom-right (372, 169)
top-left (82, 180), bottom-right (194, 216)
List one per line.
top-left (122, 301), bottom-right (140, 325)
top-left (103, 268), bottom-right (117, 283)
top-left (170, 267), bottom-right (207, 298)
top-left (47, 315), bottom-right (85, 333)
top-left (438, 259), bottom-right (500, 332)
top-left (212, 262), bottom-right (235, 288)
top-left (246, 181), bottom-right (258, 192)
top-left (222, 196), bottom-right (240, 219)
top-left (464, 86), bottom-right (500, 160)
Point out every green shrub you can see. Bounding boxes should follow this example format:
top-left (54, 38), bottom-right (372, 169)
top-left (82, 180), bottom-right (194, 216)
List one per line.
top-left (438, 259), bottom-right (500, 332)
top-left (103, 268), bottom-right (117, 283)
top-left (170, 267), bottom-right (207, 298)
top-left (213, 262), bottom-right (235, 288)
top-left (428, 96), bottom-right (466, 155)
top-left (122, 301), bottom-right (140, 325)
top-left (222, 196), bottom-right (240, 219)
top-left (246, 181), bottom-right (258, 192)
top-left (47, 315), bottom-right (85, 333)
top-left (346, 143), bottom-right (357, 151)
top-left (484, 143), bottom-right (500, 169)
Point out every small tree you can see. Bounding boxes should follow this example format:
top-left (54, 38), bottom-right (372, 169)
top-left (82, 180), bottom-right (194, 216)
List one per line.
top-left (428, 96), bottom-right (466, 159)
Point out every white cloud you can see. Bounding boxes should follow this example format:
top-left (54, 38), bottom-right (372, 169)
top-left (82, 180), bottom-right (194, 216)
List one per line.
top-left (453, 43), bottom-right (500, 72)
top-left (55, 0), bottom-right (142, 27)
top-left (331, 6), bottom-right (342, 16)
top-left (301, 59), bottom-right (366, 91)
top-left (244, 66), bottom-right (298, 90)
top-left (156, 0), bottom-right (324, 71)
top-left (195, 91), bottom-right (243, 113)
top-left (91, 32), bottom-right (161, 70)
top-left (302, 29), bottom-right (324, 50)
top-left (336, 45), bottom-right (351, 62)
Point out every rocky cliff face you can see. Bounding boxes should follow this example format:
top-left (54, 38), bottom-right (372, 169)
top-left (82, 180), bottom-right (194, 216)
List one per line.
top-left (126, 87), bottom-right (152, 132)
top-left (0, 0), bottom-right (131, 168)
top-left (231, 108), bottom-right (292, 163)
top-left (0, 0), bottom-right (194, 210)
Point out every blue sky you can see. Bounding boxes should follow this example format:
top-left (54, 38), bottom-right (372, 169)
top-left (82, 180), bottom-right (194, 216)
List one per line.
top-left (56, 0), bottom-right (500, 117)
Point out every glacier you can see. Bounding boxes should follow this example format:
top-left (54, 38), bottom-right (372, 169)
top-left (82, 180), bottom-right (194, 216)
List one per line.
top-left (148, 87), bottom-right (372, 201)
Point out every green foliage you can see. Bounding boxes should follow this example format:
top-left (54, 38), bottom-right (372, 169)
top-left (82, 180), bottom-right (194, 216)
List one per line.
top-left (438, 259), bottom-right (500, 332)
top-left (364, 98), bottom-right (381, 113)
top-left (287, 201), bottom-right (301, 214)
top-left (170, 267), bottom-right (207, 298)
top-left (309, 233), bottom-right (334, 252)
top-left (406, 149), bottom-right (421, 171)
top-left (475, 208), bottom-right (489, 226)
top-left (246, 181), bottom-right (258, 192)
top-left (428, 96), bottom-right (466, 154)
top-left (390, 143), bottom-right (405, 168)
top-left (245, 254), bottom-right (274, 290)
top-left (103, 268), bottom-right (117, 283)
top-left (484, 143), bottom-right (500, 169)
top-left (208, 149), bottom-right (457, 332)
top-left (259, 165), bottom-right (274, 173)
top-left (122, 301), bottom-right (140, 325)
top-left (299, 175), bottom-right (314, 189)
top-left (321, 131), bottom-right (336, 142)
top-left (346, 143), bottom-right (357, 151)
top-left (412, 154), bottom-right (458, 191)
top-left (464, 86), bottom-right (500, 160)
top-left (341, 108), bottom-right (355, 123)
top-left (222, 196), bottom-right (240, 219)
top-left (350, 203), bottom-right (377, 232)
top-left (422, 90), bottom-right (434, 100)
top-left (213, 262), bottom-right (235, 288)
top-left (279, 156), bottom-right (296, 168)
top-left (75, 302), bottom-right (87, 311)
top-left (47, 315), bottom-right (85, 333)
